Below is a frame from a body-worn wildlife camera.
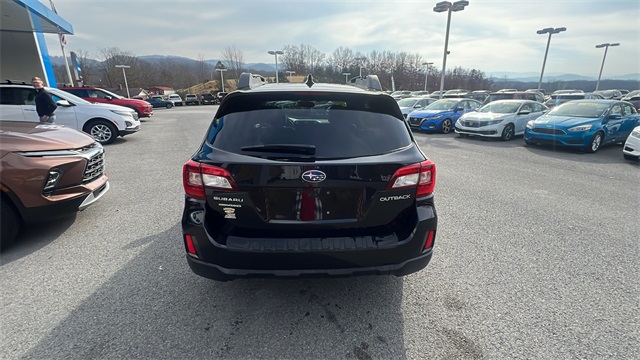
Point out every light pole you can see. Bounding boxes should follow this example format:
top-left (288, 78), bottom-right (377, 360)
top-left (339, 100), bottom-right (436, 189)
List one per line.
top-left (286, 71), bottom-right (295, 82)
top-left (354, 57), bottom-right (366, 77)
top-left (268, 50), bottom-right (284, 83)
top-left (536, 27), bottom-right (566, 90)
top-left (115, 65), bottom-right (131, 98)
top-left (595, 42), bottom-right (620, 91)
top-left (216, 68), bottom-right (227, 92)
top-left (433, 1), bottom-right (469, 99)
top-left (422, 62), bottom-right (434, 91)
top-left (342, 72), bottom-right (351, 83)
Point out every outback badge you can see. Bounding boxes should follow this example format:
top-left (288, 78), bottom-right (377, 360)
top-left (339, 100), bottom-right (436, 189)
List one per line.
top-left (301, 170), bottom-right (326, 183)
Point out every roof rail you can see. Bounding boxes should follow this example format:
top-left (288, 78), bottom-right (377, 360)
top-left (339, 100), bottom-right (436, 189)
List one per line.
top-left (4, 79), bottom-right (28, 85)
top-left (348, 75), bottom-right (383, 91)
top-left (237, 73), bottom-right (267, 90)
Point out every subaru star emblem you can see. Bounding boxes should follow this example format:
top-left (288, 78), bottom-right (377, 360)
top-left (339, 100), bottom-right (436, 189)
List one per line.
top-left (301, 170), bottom-right (326, 183)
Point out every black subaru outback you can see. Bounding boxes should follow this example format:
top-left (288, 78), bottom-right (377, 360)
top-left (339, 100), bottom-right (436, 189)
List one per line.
top-left (181, 73), bottom-right (437, 281)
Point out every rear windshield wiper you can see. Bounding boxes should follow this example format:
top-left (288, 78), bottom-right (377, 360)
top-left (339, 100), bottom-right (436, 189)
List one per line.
top-left (240, 144), bottom-right (316, 155)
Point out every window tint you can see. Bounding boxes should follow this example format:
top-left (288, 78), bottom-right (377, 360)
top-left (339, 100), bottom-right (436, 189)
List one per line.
top-left (16, 89), bottom-right (37, 105)
top-left (0, 88), bottom-right (17, 105)
top-left (532, 103), bottom-right (545, 112)
top-left (208, 108), bottom-right (412, 159)
top-left (622, 103), bottom-right (635, 115)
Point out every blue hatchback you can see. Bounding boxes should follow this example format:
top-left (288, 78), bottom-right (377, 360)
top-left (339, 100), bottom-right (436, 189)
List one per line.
top-left (406, 98), bottom-right (483, 133)
top-left (524, 100), bottom-right (640, 152)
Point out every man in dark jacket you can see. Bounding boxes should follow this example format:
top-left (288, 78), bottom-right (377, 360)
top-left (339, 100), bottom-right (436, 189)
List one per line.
top-left (31, 77), bottom-right (57, 124)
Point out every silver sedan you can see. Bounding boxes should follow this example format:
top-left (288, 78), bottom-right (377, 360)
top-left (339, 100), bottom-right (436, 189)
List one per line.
top-left (455, 100), bottom-right (548, 141)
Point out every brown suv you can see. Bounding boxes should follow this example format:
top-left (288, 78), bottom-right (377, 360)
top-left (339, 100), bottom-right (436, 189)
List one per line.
top-left (0, 121), bottom-right (109, 248)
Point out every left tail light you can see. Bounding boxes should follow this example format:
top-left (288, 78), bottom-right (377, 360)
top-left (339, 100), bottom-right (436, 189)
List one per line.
top-left (182, 160), bottom-right (238, 200)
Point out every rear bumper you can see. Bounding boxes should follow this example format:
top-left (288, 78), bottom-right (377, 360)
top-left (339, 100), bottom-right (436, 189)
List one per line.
top-left (186, 250), bottom-right (432, 281)
top-left (182, 202), bottom-right (437, 281)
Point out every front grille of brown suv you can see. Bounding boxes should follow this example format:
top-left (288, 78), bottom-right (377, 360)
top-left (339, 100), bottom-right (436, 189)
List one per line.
top-left (181, 73), bottom-right (438, 281)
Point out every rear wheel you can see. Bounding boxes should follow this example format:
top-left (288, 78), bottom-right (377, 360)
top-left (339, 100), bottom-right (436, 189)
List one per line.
top-left (1, 201), bottom-right (20, 250)
top-left (441, 119), bottom-right (453, 134)
top-left (166, 103), bottom-right (173, 109)
top-left (87, 120), bottom-right (118, 145)
top-left (585, 132), bottom-right (603, 153)
top-left (501, 124), bottom-right (515, 141)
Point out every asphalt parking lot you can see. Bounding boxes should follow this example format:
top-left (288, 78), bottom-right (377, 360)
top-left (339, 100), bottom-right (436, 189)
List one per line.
top-left (1, 105), bottom-right (638, 359)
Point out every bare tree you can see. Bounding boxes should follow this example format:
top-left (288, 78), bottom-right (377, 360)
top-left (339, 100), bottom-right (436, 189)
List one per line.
top-left (97, 47), bottom-right (137, 88)
top-left (221, 44), bottom-right (244, 79)
top-left (195, 53), bottom-right (211, 83)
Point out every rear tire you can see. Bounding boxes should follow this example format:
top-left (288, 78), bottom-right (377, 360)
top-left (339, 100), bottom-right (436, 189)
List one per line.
top-left (166, 103), bottom-right (173, 109)
top-left (1, 201), bottom-right (20, 250)
top-left (441, 119), bottom-right (453, 134)
top-left (501, 124), bottom-right (515, 141)
top-left (86, 120), bottom-right (118, 145)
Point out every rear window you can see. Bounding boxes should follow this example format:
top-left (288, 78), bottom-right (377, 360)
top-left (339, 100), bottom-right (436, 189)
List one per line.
top-left (207, 97), bottom-right (412, 159)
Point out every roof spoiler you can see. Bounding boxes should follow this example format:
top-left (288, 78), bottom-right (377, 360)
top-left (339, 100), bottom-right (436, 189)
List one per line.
top-left (348, 75), bottom-right (383, 91)
top-left (237, 73), bottom-right (267, 90)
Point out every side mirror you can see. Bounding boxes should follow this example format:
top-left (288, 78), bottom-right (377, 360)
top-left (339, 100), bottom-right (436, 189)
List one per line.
top-left (519, 109), bottom-right (531, 115)
top-left (104, 95), bottom-right (113, 100)
top-left (56, 99), bottom-right (71, 107)
top-left (609, 114), bottom-right (622, 120)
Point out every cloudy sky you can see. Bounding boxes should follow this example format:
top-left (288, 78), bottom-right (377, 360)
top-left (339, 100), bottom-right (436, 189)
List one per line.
top-left (44, 0), bottom-right (639, 77)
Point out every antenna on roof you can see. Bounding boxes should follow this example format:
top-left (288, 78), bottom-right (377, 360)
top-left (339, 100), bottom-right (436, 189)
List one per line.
top-left (305, 74), bottom-right (314, 88)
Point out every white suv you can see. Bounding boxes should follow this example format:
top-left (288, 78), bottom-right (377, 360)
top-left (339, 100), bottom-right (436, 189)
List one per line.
top-left (167, 94), bottom-right (183, 106)
top-left (0, 83), bottom-right (140, 144)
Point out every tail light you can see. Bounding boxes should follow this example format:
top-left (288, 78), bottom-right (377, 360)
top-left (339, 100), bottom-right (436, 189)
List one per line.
top-left (183, 160), bottom-right (238, 199)
top-left (386, 159), bottom-right (436, 197)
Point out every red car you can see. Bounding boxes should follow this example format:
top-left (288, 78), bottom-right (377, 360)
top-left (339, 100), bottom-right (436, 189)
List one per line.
top-left (59, 86), bottom-right (153, 118)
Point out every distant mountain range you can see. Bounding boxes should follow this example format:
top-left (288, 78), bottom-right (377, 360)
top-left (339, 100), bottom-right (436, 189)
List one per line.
top-left (49, 55), bottom-right (639, 82)
top-left (488, 71), bottom-right (639, 82)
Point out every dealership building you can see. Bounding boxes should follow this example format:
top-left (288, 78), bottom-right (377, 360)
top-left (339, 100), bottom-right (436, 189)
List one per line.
top-left (0, 0), bottom-right (73, 87)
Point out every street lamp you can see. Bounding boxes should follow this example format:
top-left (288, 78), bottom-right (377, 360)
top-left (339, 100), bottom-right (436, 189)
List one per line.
top-left (115, 65), bottom-right (131, 98)
top-left (422, 62), bottom-right (434, 91)
top-left (595, 42), bottom-right (620, 91)
top-left (342, 72), bottom-right (351, 83)
top-left (354, 57), bottom-right (366, 77)
top-left (267, 50), bottom-right (284, 83)
top-left (216, 68), bottom-right (227, 92)
top-left (433, 1), bottom-right (469, 99)
top-left (536, 27), bottom-right (567, 90)
top-left (286, 71), bottom-right (296, 82)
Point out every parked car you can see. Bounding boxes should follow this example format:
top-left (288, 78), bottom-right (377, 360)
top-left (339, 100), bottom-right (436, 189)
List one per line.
top-left (406, 98), bottom-right (483, 133)
top-left (543, 92), bottom-right (604, 109)
top-left (59, 86), bottom-right (153, 118)
top-left (390, 90), bottom-right (412, 100)
top-left (455, 100), bottom-right (548, 141)
top-left (200, 93), bottom-right (216, 105)
top-left (524, 100), bottom-right (640, 152)
top-left (181, 73), bottom-right (437, 281)
top-left (168, 94), bottom-right (183, 106)
top-left (621, 93), bottom-right (640, 111)
top-left (0, 82), bottom-right (140, 144)
top-left (443, 89), bottom-right (469, 98)
top-left (410, 91), bottom-right (430, 97)
top-left (622, 125), bottom-right (640, 161)
top-left (485, 91), bottom-right (544, 104)
top-left (468, 90), bottom-right (491, 103)
top-left (184, 94), bottom-right (200, 105)
top-left (429, 90), bottom-right (445, 99)
top-left (145, 96), bottom-right (173, 109)
top-left (594, 89), bottom-right (623, 100)
top-left (397, 97), bottom-right (437, 119)
top-left (0, 121), bottom-right (109, 248)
